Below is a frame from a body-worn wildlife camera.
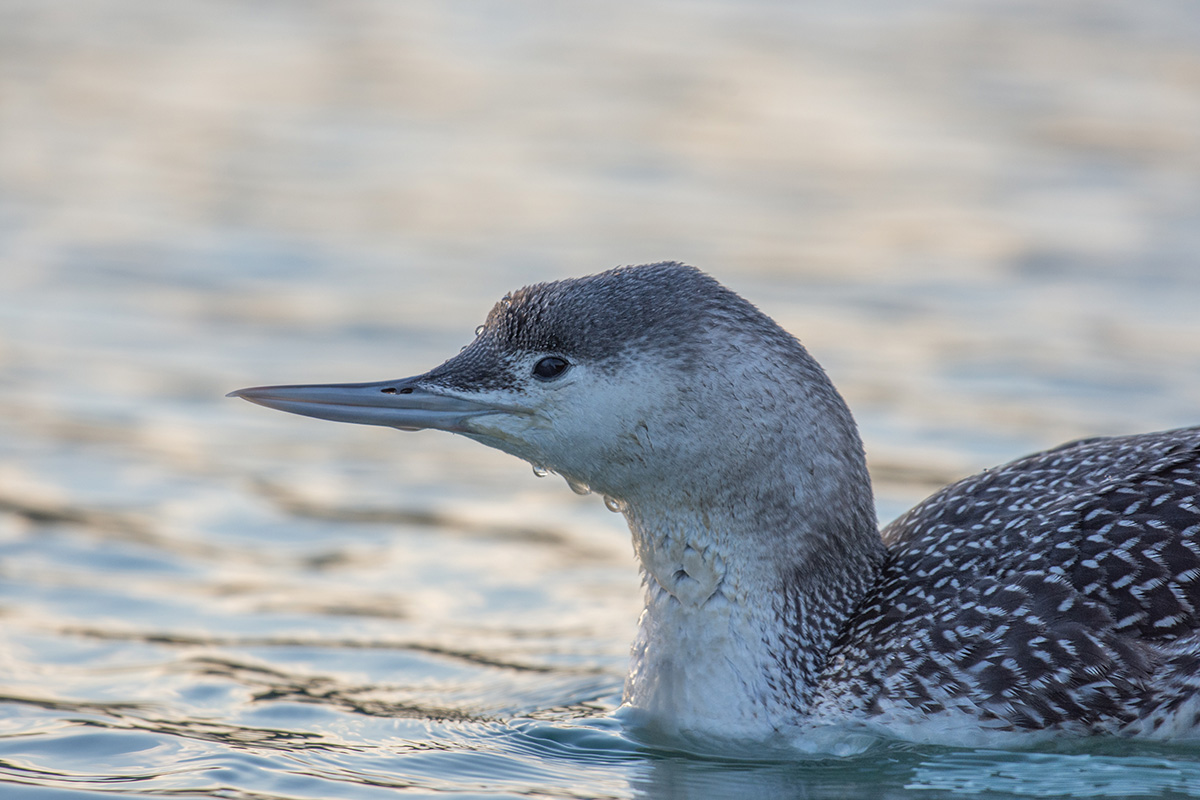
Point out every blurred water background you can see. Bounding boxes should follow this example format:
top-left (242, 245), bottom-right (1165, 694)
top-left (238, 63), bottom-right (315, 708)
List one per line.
top-left (2, 1), bottom-right (1200, 798)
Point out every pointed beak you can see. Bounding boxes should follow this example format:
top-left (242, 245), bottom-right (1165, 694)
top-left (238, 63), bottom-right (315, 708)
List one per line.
top-left (227, 377), bottom-right (503, 433)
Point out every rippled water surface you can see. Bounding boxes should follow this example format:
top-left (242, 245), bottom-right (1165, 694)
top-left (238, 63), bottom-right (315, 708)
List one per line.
top-left (3, 1), bottom-right (1200, 797)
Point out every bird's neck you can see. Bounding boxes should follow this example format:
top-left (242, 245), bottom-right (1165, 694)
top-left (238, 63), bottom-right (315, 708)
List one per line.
top-left (619, 487), bottom-right (884, 740)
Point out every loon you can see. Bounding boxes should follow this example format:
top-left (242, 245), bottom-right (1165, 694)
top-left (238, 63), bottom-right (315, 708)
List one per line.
top-left (230, 262), bottom-right (1200, 744)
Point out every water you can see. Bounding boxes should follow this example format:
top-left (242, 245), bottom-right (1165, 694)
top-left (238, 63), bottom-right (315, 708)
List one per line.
top-left (2, 0), bottom-right (1200, 797)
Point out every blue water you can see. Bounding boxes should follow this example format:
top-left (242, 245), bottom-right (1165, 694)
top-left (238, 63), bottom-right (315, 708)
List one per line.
top-left (3, 0), bottom-right (1200, 797)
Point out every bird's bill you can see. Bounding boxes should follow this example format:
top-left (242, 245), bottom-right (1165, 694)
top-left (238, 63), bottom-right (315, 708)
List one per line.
top-left (227, 378), bottom-right (500, 433)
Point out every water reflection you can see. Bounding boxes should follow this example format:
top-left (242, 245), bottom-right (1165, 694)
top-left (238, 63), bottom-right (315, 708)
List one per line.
top-left (911, 747), bottom-right (1200, 797)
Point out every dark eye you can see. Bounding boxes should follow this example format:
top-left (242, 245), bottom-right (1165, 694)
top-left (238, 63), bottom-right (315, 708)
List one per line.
top-left (532, 356), bottom-right (570, 381)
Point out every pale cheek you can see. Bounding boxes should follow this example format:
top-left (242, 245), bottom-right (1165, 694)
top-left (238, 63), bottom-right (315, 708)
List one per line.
top-left (540, 416), bottom-right (601, 469)
top-left (466, 415), bottom-right (546, 460)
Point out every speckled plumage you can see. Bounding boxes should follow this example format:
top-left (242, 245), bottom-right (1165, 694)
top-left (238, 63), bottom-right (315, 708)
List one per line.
top-left (808, 427), bottom-right (1200, 736)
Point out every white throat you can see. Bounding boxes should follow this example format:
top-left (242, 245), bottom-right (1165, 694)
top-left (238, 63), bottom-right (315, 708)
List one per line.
top-left (620, 503), bottom-right (800, 739)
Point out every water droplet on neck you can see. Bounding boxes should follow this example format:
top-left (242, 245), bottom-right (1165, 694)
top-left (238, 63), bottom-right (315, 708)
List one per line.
top-left (565, 476), bottom-right (591, 496)
top-left (531, 464), bottom-right (550, 478)
top-left (474, 325), bottom-right (485, 336)
top-left (603, 495), bottom-right (627, 513)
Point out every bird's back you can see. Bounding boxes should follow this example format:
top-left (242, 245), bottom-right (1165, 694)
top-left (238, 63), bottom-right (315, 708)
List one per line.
top-left (811, 426), bottom-right (1200, 739)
